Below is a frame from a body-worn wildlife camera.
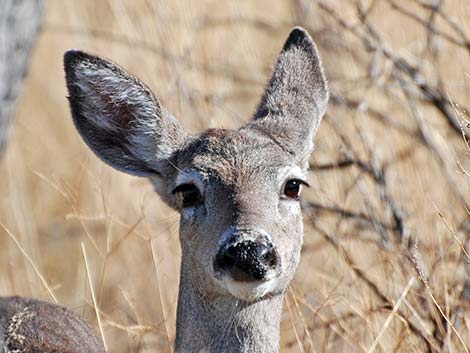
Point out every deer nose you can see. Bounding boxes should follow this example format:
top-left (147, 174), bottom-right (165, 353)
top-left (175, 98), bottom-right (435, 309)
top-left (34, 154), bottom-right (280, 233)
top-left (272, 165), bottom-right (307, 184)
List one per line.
top-left (214, 239), bottom-right (280, 282)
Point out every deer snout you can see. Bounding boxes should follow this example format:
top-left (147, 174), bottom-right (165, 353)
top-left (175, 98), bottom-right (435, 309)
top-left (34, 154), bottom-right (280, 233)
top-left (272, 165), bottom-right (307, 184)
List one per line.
top-left (214, 232), bottom-right (280, 282)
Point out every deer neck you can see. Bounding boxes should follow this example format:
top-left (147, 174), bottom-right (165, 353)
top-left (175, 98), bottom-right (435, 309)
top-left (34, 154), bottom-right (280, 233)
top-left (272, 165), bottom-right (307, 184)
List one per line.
top-left (175, 261), bottom-right (283, 353)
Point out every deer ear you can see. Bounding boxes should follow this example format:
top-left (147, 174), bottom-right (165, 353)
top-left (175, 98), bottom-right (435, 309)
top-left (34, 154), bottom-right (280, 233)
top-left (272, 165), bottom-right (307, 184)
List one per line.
top-left (248, 27), bottom-right (328, 159)
top-left (64, 50), bottom-right (188, 177)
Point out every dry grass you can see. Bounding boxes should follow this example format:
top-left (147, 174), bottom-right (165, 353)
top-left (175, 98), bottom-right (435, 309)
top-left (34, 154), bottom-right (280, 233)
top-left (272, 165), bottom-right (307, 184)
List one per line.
top-left (1, 0), bottom-right (469, 352)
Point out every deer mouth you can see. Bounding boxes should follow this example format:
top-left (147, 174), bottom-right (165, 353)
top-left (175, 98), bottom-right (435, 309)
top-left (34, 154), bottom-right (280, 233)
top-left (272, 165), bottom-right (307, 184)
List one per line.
top-left (218, 275), bottom-right (280, 301)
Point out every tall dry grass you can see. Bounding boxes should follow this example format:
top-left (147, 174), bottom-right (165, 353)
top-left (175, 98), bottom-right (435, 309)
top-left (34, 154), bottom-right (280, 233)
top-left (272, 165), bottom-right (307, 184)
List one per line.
top-left (0, 0), bottom-right (469, 352)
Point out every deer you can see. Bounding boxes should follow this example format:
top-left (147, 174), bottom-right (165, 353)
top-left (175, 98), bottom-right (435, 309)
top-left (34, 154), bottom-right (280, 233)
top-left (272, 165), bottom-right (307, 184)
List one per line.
top-left (0, 296), bottom-right (105, 353)
top-left (63, 27), bottom-right (328, 353)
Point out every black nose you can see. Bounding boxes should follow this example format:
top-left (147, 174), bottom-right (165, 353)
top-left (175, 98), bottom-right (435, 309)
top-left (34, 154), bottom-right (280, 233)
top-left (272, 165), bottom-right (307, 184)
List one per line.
top-left (214, 240), bottom-right (279, 282)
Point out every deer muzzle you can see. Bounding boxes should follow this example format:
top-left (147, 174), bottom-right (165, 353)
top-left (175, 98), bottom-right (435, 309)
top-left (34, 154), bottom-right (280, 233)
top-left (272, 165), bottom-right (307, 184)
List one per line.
top-left (213, 229), bottom-right (280, 282)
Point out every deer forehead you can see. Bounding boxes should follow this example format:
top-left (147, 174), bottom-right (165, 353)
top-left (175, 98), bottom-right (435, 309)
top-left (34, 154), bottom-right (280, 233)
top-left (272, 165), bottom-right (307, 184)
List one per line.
top-left (175, 128), bottom-right (304, 190)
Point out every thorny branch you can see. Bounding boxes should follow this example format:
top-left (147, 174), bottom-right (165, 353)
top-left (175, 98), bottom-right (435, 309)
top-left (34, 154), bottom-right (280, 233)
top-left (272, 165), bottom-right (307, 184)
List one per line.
top-left (308, 223), bottom-right (439, 353)
top-left (317, 1), bottom-right (470, 140)
top-left (293, 1), bottom-right (470, 351)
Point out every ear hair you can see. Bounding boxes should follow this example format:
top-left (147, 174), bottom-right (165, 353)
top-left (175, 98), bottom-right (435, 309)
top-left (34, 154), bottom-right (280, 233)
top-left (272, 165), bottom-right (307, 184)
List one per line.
top-left (248, 27), bottom-right (329, 159)
top-left (64, 50), bottom-right (188, 177)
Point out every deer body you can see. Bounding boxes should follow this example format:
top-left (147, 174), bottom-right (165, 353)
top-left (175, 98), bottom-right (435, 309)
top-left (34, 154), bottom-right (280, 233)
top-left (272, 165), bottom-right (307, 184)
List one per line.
top-left (64, 27), bottom-right (328, 353)
top-left (0, 296), bottom-right (105, 353)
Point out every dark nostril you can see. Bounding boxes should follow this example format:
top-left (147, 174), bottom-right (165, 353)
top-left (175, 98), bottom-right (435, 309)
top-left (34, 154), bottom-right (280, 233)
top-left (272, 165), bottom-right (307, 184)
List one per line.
top-left (259, 245), bottom-right (278, 267)
top-left (220, 250), bottom-right (236, 268)
top-left (214, 240), bottom-right (279, 282)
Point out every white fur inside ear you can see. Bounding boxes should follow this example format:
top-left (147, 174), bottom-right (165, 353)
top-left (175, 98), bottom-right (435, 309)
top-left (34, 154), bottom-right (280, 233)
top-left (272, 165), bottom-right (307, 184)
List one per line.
top-left (72, 59), bottom-right (186, 168)
top-left (73, 61), bottom-right (156, 133)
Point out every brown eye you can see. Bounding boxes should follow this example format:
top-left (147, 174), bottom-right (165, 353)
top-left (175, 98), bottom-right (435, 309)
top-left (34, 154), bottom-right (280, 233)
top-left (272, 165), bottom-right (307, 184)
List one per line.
top-left (172, 184), bottom-right (202, 208)
top-left (283, 179), bottom-right (308, 200)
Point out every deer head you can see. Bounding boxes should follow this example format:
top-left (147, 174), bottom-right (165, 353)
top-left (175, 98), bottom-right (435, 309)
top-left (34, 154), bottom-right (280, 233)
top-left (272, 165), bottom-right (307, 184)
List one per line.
top-left (64, 27), bottom-right (328, 353)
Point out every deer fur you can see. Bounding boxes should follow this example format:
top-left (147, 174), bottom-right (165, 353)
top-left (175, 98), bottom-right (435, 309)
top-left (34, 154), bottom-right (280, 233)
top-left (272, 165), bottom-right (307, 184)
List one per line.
top-left (0, 296), bottom-right (105, 353)
top-left (64, 27), bottom-right (328, 353)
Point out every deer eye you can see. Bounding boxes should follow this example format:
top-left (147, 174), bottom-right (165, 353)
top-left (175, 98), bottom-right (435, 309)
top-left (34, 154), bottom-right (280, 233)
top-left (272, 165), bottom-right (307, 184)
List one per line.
top-left (283, 179), bottom-right (309, 200)
top-left (172, 184), bottom-right (202, 208)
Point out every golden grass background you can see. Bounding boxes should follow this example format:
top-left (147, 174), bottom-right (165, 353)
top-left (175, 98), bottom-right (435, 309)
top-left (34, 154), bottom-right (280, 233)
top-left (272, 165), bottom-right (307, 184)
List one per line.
top-left (0, 0), bottom-right (469, 352)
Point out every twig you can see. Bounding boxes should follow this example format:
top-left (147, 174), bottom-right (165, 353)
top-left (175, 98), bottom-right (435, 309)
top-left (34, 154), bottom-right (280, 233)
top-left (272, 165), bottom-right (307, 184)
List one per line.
top-left (309, 222), bottom-right (438, 352)
top-left (385, 0), bottom-right (469, 51)
top-left (302, 201), bottom-right (394, 233)
top-left (367, 278), bottom-right (416, 353)
top-left (150, 239), bottom-right (174, 353)
top-left (1, 222), bottom-right (58, 303)
top-left (413, 245), bottom-right (470, 353)
top-left (81, 242), bottom-right (108, 352)
top-left (317, 1), bottom-right (470, 140)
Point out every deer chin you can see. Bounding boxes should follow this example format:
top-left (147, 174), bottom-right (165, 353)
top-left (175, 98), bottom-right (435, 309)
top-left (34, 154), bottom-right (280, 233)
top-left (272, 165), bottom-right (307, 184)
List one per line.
top-left (219, 275), bottom-right (279, 301)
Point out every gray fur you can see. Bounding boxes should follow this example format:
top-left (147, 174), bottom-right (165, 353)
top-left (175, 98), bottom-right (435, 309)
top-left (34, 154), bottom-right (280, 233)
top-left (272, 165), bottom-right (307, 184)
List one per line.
top-left (64, 27), bottom-right (328, 353)
top-left (250, 27), bottom-right (328, 165)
